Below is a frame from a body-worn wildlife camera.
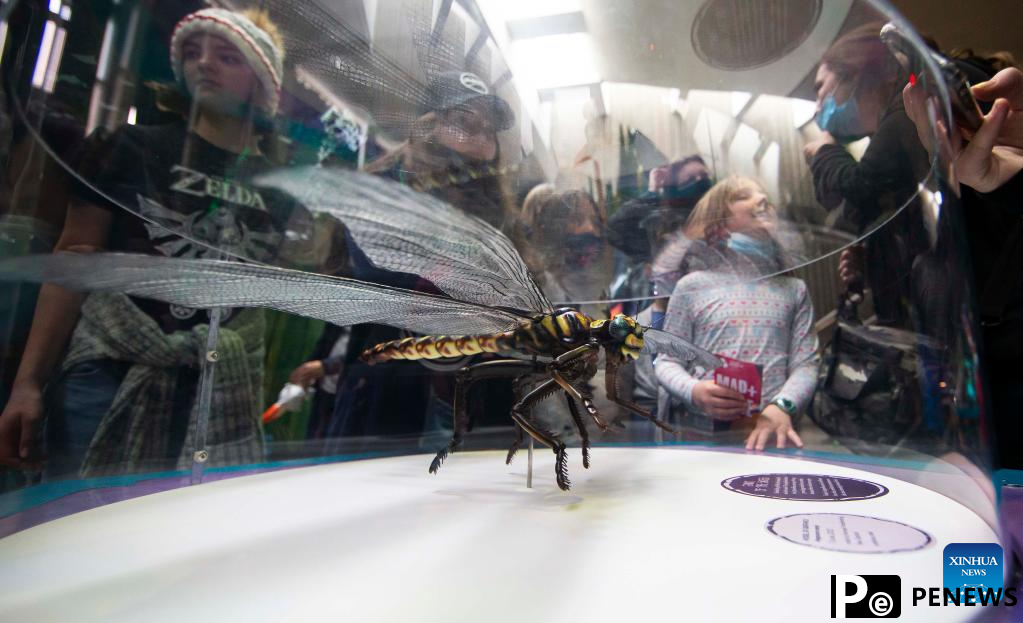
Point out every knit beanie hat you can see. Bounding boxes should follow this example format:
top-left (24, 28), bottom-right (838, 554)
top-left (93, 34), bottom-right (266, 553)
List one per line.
top-left (170, 8), bottom-right (284, 114)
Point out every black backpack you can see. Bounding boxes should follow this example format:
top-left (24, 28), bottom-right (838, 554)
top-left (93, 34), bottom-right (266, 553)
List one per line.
top-left (809, 292), bottom-right (946, 455)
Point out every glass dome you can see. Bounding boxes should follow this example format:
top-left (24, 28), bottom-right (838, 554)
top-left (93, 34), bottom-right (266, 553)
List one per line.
top-left (0, 0), bottom-right (1010, 621)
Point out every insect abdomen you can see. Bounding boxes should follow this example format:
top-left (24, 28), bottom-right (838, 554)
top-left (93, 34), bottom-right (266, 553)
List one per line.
top-left (361, 333), bottom-right (513, 365)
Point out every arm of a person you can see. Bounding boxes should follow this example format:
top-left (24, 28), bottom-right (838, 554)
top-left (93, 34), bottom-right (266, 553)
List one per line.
top-left (810, 109), bottom-right (922, 219)
top-left (653, 283), bottom-right (699, 406)
top-left (289, 360), bottom-right (326, 388)
top-left (650, 231), bottom-right (693, 296)
top-left (0, 203), bottom-right (112, 464)
top-left (773, 280), bottom-right (820, 413)
top-left (745, 281), bottom-right (818, 451)
top-left (320, 354), bottom-right (345, 375)
top-left (655, 280), bottom-right (747, 419)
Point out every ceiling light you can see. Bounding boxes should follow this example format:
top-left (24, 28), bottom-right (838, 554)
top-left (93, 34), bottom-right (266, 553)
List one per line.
top-left (477, 0), bottom-right (581, 24)
top-left (510, 32), bottom-right (599, 91)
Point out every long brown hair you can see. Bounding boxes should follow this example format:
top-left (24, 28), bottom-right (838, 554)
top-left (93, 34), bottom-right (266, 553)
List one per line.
top-left (821, 22), bottom-right (904, 104)
top-left (518, 183), bottom-right (603, 274)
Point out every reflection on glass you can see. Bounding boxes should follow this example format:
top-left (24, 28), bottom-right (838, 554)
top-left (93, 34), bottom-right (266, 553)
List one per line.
top-left (0, 0), bottom-right (1000, 562)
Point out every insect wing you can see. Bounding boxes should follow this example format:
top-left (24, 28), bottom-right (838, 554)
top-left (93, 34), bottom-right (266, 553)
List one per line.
top-left (641, 327), bottom-right (723, 372)
top-left (255, 167), bottom-right (554, 315)
top-left (0, 253), bottom-right (523, 335)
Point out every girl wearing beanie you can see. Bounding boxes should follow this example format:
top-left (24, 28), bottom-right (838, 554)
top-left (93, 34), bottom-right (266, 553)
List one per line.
top-left (0, 8), bottom-right (321, 477)
top-left (169, 8), bottom-right (285, 153)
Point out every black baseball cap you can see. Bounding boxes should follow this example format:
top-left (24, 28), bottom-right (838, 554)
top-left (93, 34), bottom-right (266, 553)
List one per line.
top-left (424, 70), bottom-right (515, 131)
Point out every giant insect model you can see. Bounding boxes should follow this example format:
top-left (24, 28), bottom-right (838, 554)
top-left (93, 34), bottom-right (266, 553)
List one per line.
top-left (0, 167), bottom-right (721, 490)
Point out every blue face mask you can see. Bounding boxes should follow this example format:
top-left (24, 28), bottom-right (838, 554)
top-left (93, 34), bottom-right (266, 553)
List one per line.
top-left (727, 232), bottom-right (777, 265)
top-left (816, 94), bottom-right (867, 140)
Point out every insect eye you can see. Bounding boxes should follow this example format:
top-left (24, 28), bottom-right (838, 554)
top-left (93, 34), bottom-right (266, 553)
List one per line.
top-left (609, 315), bottom-right (630, 340)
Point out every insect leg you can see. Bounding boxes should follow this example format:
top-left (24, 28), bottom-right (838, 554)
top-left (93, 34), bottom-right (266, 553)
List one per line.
top-left (552, 343), bottom-right (598, 366)
top-left (429, 359), bottom-right (543, 474)
top-left (605, 358), bottom-right (679, 434)
top-left (510, 379), bottom-right (571, 491)
top-left (550, 371), bottom-right (609, 433)
top-left (505, 424), bottom-right (525, 465)
top-left (564, 395), bottom-right (591, 469)
top-left (547, 344), bottom-right (609, 432)
top-left (506, 372), bottom-right (563, 465)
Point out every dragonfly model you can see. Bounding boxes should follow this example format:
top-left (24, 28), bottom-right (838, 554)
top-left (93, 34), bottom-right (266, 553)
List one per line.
top-left (0, 167), bottom-right (721, 490)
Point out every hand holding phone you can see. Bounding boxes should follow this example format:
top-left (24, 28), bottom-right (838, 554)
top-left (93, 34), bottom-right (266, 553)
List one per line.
top-left (972, 67), bottom-right (1023, 149)
top-left (880, 22), bottom-right (983, 132)
top-left (904, 69), bottom-right (1023, 193)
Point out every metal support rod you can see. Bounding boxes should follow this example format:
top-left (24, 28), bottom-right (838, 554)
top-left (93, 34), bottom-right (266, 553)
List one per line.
top-left (526, 437), bottom-right (533, 489)
top-left (190, 307), bottom-right (221, 485)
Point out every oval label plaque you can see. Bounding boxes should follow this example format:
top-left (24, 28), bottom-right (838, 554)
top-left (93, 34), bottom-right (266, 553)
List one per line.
top-left (721, 473), bottom-right (888, 501)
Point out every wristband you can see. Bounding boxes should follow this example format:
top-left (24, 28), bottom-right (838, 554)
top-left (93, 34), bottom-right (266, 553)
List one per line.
top-left (770, 396), bottom-right (797, 416)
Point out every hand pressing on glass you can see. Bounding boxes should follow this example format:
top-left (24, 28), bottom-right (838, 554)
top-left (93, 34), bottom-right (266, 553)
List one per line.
top-left (745, 404), bottom-right (804, 451)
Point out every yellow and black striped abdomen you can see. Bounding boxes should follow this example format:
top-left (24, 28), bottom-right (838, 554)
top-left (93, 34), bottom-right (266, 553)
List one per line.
top-left (360, 311), bottom-right (594, 365)
top-left (360, 333), bottom-right (515, 365)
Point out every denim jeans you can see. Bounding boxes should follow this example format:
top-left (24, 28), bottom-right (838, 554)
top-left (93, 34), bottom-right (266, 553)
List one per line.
top-left (45, 359), bottom-right (194, 478)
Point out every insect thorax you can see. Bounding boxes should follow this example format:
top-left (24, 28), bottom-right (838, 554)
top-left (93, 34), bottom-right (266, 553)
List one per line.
top-left (510, 309), bottom-right (593, 355)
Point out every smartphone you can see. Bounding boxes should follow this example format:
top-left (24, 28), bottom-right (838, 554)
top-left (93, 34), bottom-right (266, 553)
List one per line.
top-left (880, 22), bottom-right (983, 132)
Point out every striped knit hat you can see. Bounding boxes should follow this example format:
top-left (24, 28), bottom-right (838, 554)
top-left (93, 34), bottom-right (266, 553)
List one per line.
top-left (170, 8), bottom-right (284, 114)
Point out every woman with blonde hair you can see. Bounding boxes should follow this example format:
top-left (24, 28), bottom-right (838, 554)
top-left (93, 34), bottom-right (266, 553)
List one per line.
top-left (683, 176), bottom-right (774, 243)
top-left (656, 176), bottom-right (818, 450)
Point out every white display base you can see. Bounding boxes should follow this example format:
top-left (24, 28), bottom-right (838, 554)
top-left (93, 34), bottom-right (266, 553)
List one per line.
top-left (0, 448), bottom-right (1000, 622)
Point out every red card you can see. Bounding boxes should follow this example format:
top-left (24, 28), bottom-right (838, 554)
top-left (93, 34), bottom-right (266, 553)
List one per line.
top-left (713, 355), bottom-right (764, 415)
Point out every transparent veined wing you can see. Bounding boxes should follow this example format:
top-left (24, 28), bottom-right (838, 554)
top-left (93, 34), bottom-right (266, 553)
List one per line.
top-left (641, 327), bottom-right (723, 372)
top-left (0, 253), bottom-right (527, 335)
top-left (256, 166), bottom-right (554, 315)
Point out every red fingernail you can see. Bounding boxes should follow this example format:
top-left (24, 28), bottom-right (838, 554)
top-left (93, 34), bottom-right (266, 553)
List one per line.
top-left (909, 73), bottom-right (916, 86)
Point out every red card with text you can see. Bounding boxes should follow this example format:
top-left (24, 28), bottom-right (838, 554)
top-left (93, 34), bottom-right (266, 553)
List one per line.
top-left (713, 355), bottom-right (763, 416)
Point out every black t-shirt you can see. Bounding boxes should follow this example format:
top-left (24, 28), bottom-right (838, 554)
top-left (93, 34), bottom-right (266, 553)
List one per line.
top-left (73, 121), bottom-right (304, 333)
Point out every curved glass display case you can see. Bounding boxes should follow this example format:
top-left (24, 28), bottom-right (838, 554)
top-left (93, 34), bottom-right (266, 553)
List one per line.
top-left (0, 0), bottom-right (1014, 621)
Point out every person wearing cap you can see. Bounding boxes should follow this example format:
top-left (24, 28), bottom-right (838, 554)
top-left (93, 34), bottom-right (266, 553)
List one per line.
top-left (364, 70), bottom-right (516, 231)
top-left (311, 72), bottom-right (517, 441)
top-left (0, 8), bottom-right (307, 476)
